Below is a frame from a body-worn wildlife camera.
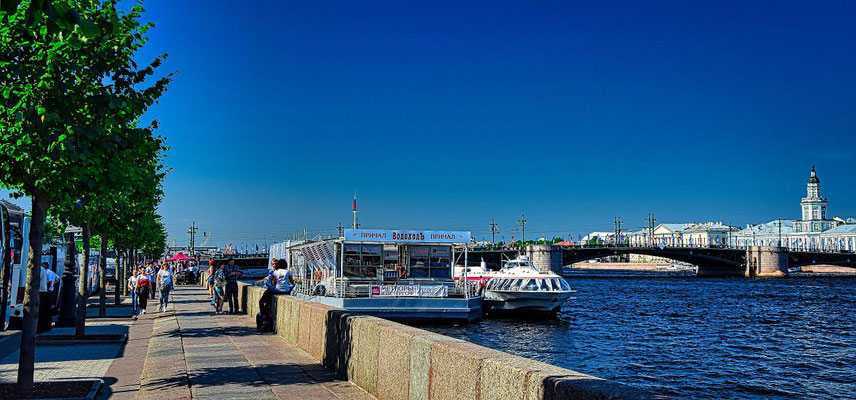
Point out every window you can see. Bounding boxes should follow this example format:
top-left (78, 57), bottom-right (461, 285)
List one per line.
top-left (408, 245), bottom-right (430, 278)
top-left (342, 243), bottom-right (382, 278)
top-left (429, 246), bottom-right (451, 278)
top-left (550, 279), bottom-right (561, 291)
top-left (559, 279), bottom-right (571, 291)
top-left (383, 246), bottom-right (399, 276)
top-left (539, 279), bottom-right (550, 291)
top-left (523, 279), bottom-right (539, 291)
top-left (343, 244), bottom-right (362, 277)
top-left (512, 279), bottom-right (523, 290)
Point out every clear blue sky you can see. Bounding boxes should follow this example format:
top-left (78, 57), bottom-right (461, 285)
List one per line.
top-left (10, 1), bottom-right (856, 246)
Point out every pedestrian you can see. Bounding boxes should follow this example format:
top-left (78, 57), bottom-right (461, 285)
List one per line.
top-left (257, 259), bottom-right (294, 332)
top-left (157, 264), bottom-right (173, 312)
top-left (207, 260), bottom-right (216, 305)
top-left (136, 271), bottom-right (151, 314)
top-left (145, 263), bottom-right (156, 300)
top-left (212, 262), bottom-right (227, 314)
top-left (37, 262), bottom-right (56, 332)
top-left (128, 269), bottom-right (139, 315)
top-left (223, 257), bottom-right (242, 314)
top-left (44, 263), bottom-right (60, 315)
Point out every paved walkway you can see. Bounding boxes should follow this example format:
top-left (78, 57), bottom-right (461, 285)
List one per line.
top-left (0, 322), bottom-right (131, 383)
top-left (136, 285), bottom-right (374, 400)
top-left (0, 286), bottom-right (373, 400)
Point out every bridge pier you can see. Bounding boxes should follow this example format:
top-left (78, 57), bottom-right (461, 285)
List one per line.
top-left (745, 246), bottom-right (789, 277)
top-left (525, 244), bottom-right (564, 275)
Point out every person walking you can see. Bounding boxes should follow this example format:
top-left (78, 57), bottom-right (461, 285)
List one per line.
top-left (212, 263), bottom-right (227, 314)
top-left (37, 262), bottom-right (56, 332)
top-left (136, 272), bottom-right (151, 314)
top-left (223, 258), bottom-right (243, 314)
top-left (128, 269), bottom-right (139, 315)
top-left (157, 264), bottom-right (173, 312)
top-left (145, 263), bottom-right (156, 300)
top-left (207, 260), bottom-right (216, 305)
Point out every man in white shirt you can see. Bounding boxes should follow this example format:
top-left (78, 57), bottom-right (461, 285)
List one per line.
top-left (38, 262), bottom-right (58, 332)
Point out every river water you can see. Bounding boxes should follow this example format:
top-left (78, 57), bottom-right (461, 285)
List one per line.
top-left (420, 272), bottom-right (856, 399)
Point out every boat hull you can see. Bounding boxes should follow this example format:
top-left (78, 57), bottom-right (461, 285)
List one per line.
top-left (483, 290), bottom-right (572, 314)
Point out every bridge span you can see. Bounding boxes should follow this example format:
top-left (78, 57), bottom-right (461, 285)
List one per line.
top-left (467, 245), bottom-right (856, 277)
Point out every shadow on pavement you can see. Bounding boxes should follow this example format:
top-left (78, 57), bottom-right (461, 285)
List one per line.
top-left (141, 363), bottom-right (344, 391)
top-left (163, 324), bottom-right (258, 339)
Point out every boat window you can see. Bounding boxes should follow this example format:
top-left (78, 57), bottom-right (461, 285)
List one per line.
top-left (558, 279), bottom-right (571, 291)
top-left (429, 246), bottom-right (451, 279)
top-left (512, 279), bottom-right (524, 291)
top-left (383, 246), bottom-right (399, 275)
top-left (523, 279), bottom-right (539, 291)
top-left (408, 245), bottom-right (431, 278)
top-left (502, 279), bottom-right (513, 291)
top-left (539, 279), bottom-right (550, 291)
top-left (343, 243), bottom-right (381, 278)
top-left (550, 279), bottom-right (561, 291)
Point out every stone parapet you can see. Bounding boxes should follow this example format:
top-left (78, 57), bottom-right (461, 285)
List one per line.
top-left (237, 282), bottom-right (653, 400)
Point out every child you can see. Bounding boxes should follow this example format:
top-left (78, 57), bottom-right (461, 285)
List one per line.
top-left (212, 263), bottom-right (227, 314)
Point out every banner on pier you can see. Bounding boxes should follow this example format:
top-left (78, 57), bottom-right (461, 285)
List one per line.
top-left (345, 229), bottom-right (471, 243)
top-left (370, 284), bottom-right (448, 297)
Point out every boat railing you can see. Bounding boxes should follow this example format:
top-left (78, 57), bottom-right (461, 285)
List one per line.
top-left (293, 276), bottom-right (480, 299)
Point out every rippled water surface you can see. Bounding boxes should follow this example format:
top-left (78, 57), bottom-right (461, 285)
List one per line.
top-left (420, 273), bottom-right (856, 399)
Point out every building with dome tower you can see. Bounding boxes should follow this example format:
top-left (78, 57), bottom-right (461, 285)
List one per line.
top-left (731, 166), bottom-right (853, 251)
top-left (793, 166), bottom-right (836, 234)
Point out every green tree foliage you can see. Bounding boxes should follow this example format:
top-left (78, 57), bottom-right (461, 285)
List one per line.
top-left (0, 0), bottom-right (171, 389)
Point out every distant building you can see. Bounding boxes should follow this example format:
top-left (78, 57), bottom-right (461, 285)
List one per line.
top-left (623, 222), bottom-right (736, 247)
top-left (732, 166), bottom-right (854, 251)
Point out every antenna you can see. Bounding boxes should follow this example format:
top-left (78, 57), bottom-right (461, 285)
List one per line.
top-left (352, 190), bottom-right (360, 229)
top-left (489, 218), bottom-right (499, 244)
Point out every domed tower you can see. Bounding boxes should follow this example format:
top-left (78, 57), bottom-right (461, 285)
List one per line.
top-left (796, 166), bottom-right (829, 233)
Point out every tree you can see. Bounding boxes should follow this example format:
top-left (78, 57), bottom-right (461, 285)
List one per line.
top-left (0, 0), bottom-right (171, 389)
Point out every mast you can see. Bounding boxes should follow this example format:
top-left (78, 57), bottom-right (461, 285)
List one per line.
top-left (352, 190), bottom-right (359, 229)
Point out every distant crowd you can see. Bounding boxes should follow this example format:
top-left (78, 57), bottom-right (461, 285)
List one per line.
top-left (127, 260), bottom-right (199, 316)
top-left (126, 256), bottom-right (295, 333)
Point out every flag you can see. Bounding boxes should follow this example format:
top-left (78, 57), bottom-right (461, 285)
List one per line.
top-left (353, 192), bottom-right (357, 211)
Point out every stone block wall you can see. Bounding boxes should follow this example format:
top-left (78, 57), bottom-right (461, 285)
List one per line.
top-left (236, 282), bottom-right (652, 400)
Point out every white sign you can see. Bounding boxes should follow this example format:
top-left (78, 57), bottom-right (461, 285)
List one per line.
top-left (370, 285), bottom-right (448, 297)
top-left (345, 229), bottom-right (471, 243)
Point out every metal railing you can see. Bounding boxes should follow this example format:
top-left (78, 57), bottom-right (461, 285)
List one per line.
top-left (291, 276), bottom-right (479, 299)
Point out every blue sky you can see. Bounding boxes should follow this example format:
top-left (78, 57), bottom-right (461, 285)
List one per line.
top-left (7, 1), bottom-right (855, 246)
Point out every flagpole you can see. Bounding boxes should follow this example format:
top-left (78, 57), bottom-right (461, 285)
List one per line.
top-left (352, 190), bottom-right (359, 229)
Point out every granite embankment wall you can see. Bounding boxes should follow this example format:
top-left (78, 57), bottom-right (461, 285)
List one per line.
top-left (200, 274), bottom-right (652, 399)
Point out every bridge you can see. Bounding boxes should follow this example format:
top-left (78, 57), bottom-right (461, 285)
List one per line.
top-left (468, 245), bottom-right (856, 277)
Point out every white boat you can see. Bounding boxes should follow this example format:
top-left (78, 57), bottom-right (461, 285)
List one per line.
top-left (455, 256), bottom-right (573, 315)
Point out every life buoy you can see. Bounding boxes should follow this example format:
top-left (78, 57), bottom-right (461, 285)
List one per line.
top-left (395, 265), bottom-right (406, 278)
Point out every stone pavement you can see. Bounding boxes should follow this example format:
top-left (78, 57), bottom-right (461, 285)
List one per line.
top-left (136, 285), bottom-right (374, 400)
top-left (0, 285), bottom-right (373, 399)
top-left (0, 321), bottom-right (131, 383)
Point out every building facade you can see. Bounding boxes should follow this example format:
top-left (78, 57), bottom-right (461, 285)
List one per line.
top-left (732, 166), bottom-right (852, 251)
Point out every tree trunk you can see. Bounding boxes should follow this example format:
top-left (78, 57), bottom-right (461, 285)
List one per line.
top-left (75, 222), bottom-right (90, 338)
top-left (99, 238), bottom-right (107, 317)
top-left (16, 191), bottom-right (47, 390)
